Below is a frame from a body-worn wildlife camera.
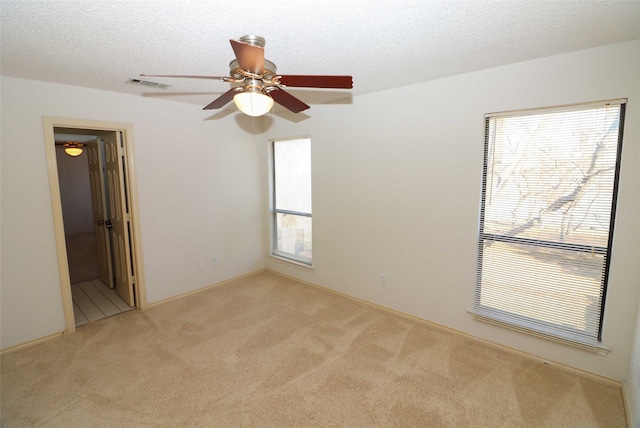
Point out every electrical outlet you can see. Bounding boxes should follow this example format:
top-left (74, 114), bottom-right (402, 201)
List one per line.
top-left (380, 275), bottom-right (387, 286)
top-left (211, 256), bottom-right (218, 266)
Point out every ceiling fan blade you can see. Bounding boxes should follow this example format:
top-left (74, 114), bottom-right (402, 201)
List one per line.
top-left (230, 39), bottom-right (264, 75)
top-left (278, 75), bottom-right (353, 89)
top-left (203, 88), bottom-right (240, 110)
top-left (269, 89), bottom-right (310, 113)
top-left (141, 74), bottom-right (228, 81)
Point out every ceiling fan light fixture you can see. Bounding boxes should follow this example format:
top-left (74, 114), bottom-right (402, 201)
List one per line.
top-left (142, 35), bottom-right (352, 115)
top-left (233, 89), bottom-right (274, 117)
top-left (63, 142), bottom-right (84, 157)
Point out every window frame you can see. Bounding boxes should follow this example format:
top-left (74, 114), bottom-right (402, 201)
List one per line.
top-left (269, 136), bottom-right (313, 266)
top-left (472, 100), bottom-right (626, 350)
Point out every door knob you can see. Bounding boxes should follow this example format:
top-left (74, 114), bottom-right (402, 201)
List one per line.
top-left (97, 220), bottom-right (105, 225)
top-left (106, 220), bottom-right (113, 229)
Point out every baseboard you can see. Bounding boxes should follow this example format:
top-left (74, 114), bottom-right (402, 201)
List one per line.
top-left (266, 268), bottom-right (624, 389)
top-left (2, 268), bottom-right (626, 395)
top-left (0, 331), bottom-right (65, 355)
top-left (144, 268), bottom-right (268, 310)
top-left (622, 382), bottom-right (633, 428)
top-left (1, 269), bottom-right (268, 355)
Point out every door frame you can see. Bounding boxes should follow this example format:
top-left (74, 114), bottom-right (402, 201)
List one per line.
top-left (43, 116), bottom-right (147, 334)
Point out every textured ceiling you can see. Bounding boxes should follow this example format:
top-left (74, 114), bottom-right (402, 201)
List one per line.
top-left (2, 1), bottom-right (640, 110)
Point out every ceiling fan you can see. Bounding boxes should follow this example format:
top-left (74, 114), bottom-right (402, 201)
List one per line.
top-left (141, 35), bottom-right (353, 116)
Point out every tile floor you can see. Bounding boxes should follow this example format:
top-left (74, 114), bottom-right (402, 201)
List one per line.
top-left (72, 279), bottom-right (133, 327)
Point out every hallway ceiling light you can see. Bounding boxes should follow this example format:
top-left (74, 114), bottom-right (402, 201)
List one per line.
top-left (64, 142), bottom-right (85, 157)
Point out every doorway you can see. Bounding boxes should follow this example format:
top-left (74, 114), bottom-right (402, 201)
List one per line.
top-left (55, 132), bottom-right (133, 326)
top-left (43, 117), bottom-right (146, 334)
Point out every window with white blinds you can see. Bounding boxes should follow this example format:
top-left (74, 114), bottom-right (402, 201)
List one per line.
top-left (473, 100), bottom-right (625, 348)
top-left (271, 137), bottom-right (312, 265)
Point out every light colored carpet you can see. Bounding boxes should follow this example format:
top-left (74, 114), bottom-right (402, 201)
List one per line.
top-left (1, 271), bottom-right (627, 427)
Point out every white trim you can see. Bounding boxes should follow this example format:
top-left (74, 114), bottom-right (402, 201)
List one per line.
top-left (42, 116), bottom-right (147, 337)
top-left (622, 382), bottom-right (633, 428)
top-left (268, 254), bottom-right (314, 271)
top-left (144, 269), bottom-right (266, 310)
top-left (43, 121), bottom-right (76, 333)
top-left (268, 134), bottom-right (311, 143)
top-left (468, 310), bottom-right (610, 355)
top-left (0, 332), bottom-right (64, 355)
top-left (485, 98), bottom-right (627, 118)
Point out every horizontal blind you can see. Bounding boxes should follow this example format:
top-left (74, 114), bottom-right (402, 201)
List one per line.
top-left (273, 138), bottom-right (312, 213)
top-left (474, 101), bottom-right (624, 346)
top-left (272, 138), bottom-right (313, 264)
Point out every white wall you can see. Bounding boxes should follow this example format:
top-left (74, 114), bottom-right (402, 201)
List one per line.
top-left (0, 77), bottom-right (267, 349)
top-left (55, 146), bottom-right (94, 235)
top-left (266, 40), bottom-right (640, 386)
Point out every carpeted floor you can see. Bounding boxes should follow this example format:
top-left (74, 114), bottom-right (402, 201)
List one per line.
top-left (0, 271), bottom-right (627, 427)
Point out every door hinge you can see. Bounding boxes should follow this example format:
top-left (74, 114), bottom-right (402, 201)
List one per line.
top-left (131, 275), bottom-right (135, 284)
top-left (126, 213), bottom-right (131, 222)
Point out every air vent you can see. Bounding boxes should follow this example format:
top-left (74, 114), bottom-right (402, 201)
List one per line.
top-left (126, 78), bottom-right (170, 90)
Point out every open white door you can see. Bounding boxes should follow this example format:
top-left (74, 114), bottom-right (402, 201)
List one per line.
top-left (86, 139), bottom-right (114, 289)
top-left (104, 132), bottom-right (135, 307)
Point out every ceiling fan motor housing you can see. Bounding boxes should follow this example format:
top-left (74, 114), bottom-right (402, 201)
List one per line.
top-left (238, 35), bottom-right (265, 48)
top-left (229, 59), bottom-right (277, 78)
top-left (229, 35), bottom-right (275, 79)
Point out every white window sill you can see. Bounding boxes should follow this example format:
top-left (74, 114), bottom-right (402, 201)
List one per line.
top-left (269, 254), bottom-right (314, 271)
top-left (468, 310), bottom-right (610, 356)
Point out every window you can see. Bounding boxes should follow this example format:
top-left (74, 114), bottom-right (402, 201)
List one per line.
top-left (473, 100), bottom-right (625, 349)
top-left (271, 137), bottom-right (312, 264)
